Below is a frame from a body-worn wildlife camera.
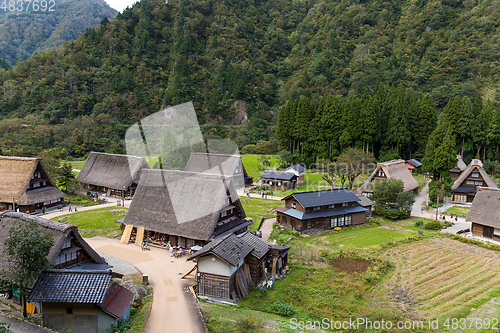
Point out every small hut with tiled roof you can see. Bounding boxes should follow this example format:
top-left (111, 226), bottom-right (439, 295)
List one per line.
top-left (357, 159), bottom-right (419, 196)
top-left (0, 156), bottom-right (66, 213)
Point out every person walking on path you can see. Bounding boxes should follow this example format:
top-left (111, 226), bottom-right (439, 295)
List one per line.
top-left (69, 204), bottom-right (72, 212)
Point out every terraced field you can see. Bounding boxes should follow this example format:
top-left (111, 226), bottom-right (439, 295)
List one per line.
top-left (373, 238), bottom-right (500, 320)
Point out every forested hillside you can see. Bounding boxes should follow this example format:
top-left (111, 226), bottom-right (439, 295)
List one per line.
top-left (0, 0), bottom-right (117, 65)
top-left (1, 0), bottom-right (500, 159)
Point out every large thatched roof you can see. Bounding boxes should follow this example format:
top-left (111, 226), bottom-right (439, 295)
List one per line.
top-left (451, 158), bottom-right (497, 190)
top-left (184, 153), bottom-right (247, 186)
top-left (124, 170), bottom-right (246, 241)
top-left (466, 187), bottom-right (500, 228)
top-left (0, 156), bottom-right (65, 205)
top-left (77, 152), bottom-right (150, 189)
top-left (0, 212), bottom-right (105, 272)
top-left (357, 159), bottom-right (419, 194)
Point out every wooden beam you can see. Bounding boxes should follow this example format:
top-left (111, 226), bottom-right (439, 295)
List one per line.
top-left (120, 224), bottom-right (133, 244)
top-left (181, 265), bottom-right (197, 279)
top-left (135, 226), bottom-right (145, 247)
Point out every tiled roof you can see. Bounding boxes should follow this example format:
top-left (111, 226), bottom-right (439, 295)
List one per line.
top-left (187, 233), bottom-right (254, 266)
top-left (283, 188), bottom-right (360, 208)
top-left (28, 269), bottom-right (111, 304)
top-left (280, 206), bottom-right (367, 220)
top-left (285, 164), bottom-right (307, 173)
top-left (356, 195), bottom-right (374, 207)
top-left (260, 171), bottom-right (296, 181)
top-left (100, 283), bottom-right (134, 319)
top-left (406, 159), bottom-right (422, 167)
top-left (237, 232), bottom-right (271, 259)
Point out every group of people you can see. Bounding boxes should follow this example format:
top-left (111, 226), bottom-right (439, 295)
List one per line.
top-left (440, 214), bottom-right (458, 222)
top-left (68, 204), bottom-right (77, 212)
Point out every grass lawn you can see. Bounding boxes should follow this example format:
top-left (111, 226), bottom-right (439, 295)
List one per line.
top-left (68, 160), bottom-right (86, 170)
top-left (51, 206), bottom-right (127, 238)
top-left (246, 213), bottom-right (262, 232)
top-left (445, 206), bottom-right (470, 215)
top-left (241, 154), bottom-right (278, 179)
top-left (240, 197), bottom-right (282, 218)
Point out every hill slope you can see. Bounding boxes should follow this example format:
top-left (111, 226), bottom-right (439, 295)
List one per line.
top-left (1, 0), bottom-right (500, 157)
top-left (0, 0), bottom-right (117, 65)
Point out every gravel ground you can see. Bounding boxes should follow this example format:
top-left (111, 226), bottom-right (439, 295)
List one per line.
top-left (100, 253), bottom-right (141, 275)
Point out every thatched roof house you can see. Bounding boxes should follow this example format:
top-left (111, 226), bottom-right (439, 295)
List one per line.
top-left (0, 211), bottom-right (107, 272)
top-left (122, 170), bottom-right (250, 248)
top-left (451, 159), bottom-right (497, 203)
top-left (77, 152), bottom-right (150, 196)
top-left (357, 159), bottom-right (419, 196)
top-left (184, 152), bottom-right (253, 187)
top-left (466, 187), bottom-right (500, 241)
top-left (450, 155), bottom-right (468, 179)
top-left (0, 156), bottom-right (66, 213)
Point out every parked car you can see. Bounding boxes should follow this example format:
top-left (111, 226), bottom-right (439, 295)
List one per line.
top-left (87, 190), bottom-right (98, 197)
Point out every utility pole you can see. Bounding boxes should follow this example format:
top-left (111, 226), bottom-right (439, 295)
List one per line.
top-left (12, 197), bottom-right (15, 212)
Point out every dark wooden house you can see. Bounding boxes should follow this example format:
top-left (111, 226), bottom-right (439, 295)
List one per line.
top-left (451, 159), bottom-right (497, 203)
top-left (184, 152), bottom-right (253, 187)
top-left (0, 212), bottom-right (107, 271)
top-left (276, 189), bottom-right (367, 232)
top-left (187, 232), bottom-right (288, 303)
top-left (0, 156), bottom-right (66, 213)
top-left (357, 159), bottom-right (419, 196)
top-left (120, 170), bottom-right (251, 248)
top-left (357, 195), bottom-right (374, 218)
top-left (283, 164), bottom-right (307, 185)
top-left (28, 270), bottom-right (134, 333)
top-left (259, 171), bottom-right (297, 190)
top-left (449, 155), bottom-right (468, 179)
top-left (466, 187), bottom-right (500, 241)
top-left (77, 152), bottom-right (150, 197)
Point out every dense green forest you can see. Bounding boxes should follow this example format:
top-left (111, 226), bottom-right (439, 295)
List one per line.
top-left (0, 0), bottom-right (117, 65)
top-left (2, 0), bottom-right (500, 160)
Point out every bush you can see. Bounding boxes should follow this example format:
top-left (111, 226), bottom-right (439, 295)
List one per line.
top-left (414, 220), bottom-right (424, 228)
top-left (382, 208), bottom-right (409, 220)
top-left (424, 220), bottom-right (443, 230)
top-left (444, 221), bottom-right (453, 227)
top-left (269, 301), bottom-right (295, 317)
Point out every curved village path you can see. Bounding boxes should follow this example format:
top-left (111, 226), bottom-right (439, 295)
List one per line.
top-left (85, 236), bottom-right (206, 333)
top-left (0, 313), bottom-right (54, 333)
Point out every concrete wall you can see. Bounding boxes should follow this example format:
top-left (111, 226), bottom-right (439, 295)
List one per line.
top-left (98, 309), bottom-right (117, 331)
top-left (229, 259), bottom-right (244, 276)
top-left (198, 255), bottom-right (231, 276)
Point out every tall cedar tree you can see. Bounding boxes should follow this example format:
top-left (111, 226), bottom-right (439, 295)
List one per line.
top-left (388, 85), bottom-right (410, 155)
top-left (417, 94), bottom-right (437, 157)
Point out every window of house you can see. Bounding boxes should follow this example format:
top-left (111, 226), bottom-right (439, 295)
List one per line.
top-left (330, 217), bottom-right (338, 228)
top-left (454, 194), bottom-right (466, 203)
top-left (277, 181), bottom-right (281, 186)
top-left (339, 216), bottom-right (345, 226)
top-left (466, 180), bottom-right (474, 185)
top-left (472, 171), bottom-right (479, 178)
top-left (345, 215), bottom-right (352, 225)
top-left (42, 181), bottom-right (46, 186)
top-left (291, 202), bottom-right (296, 209)
top-left (342, 202), bottom-right (349, 207)
top-left (66, 307), bottom-right (73, 315)
top-left (475, 181), bottom-right (483, 186)
top-left (220, 211), bottom-right (228, 218)
top-left (33, 182), bottom-right (40, 188)
top-left (63, 237), bottom-right (72, 249)
top-left (328, 204), bottom-right (335, 209)
top-left (313, 206), bottom-right (320, 211)
top-left (32, 174), bottom-right (34, 180)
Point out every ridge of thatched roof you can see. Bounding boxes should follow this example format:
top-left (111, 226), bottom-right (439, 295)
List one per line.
top-left (456, 155), bottom-right (468, 171)
top-left (0, 156), bottom-right (65, 204)
top-left (184, 153), bottom-right (247, 186)
top-left (124, 169), bottom-right (246, 241)
top-left (466, 187), bottom-right (500, 228)
top-left (357, 159), bottom-right (419, 194)
top-left (77, 152), bottom-right (150, 189)
top-left (451, 159), bottom-right (497, 190)
top-left (0, 212), bottom-right (106, 272)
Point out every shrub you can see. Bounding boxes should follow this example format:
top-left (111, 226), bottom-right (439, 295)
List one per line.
top-left (424, 220), bottom-right (443, 230)
top-left (414, 220), bottom-right (424, 228)
top-left (444, 221), bottom-right (453, 227)
top-left (382, 208), bottom-right (409, 220)
top-left (269, 301), bottom-right (295, 317)
top-left (334, 227), bottom-right (341, 231)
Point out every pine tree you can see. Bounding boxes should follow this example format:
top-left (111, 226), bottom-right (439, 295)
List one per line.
top-left (433, 128), bottom-right (457, 178)
top-left (321, 94), bottom-right (343, 158)
top-left (360, 90), bottom-right (377, 153)
top-left (417, 93), bottom-right (437, 157)
top-left (388, 84), bottom-right (410, 156)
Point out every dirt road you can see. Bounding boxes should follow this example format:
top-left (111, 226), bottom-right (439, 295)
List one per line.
top-left (86, 237), bottom-right (206, 333)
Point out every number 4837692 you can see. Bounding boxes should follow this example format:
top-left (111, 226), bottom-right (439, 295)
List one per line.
top-left (1, 0), bottom-right (56, 12)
